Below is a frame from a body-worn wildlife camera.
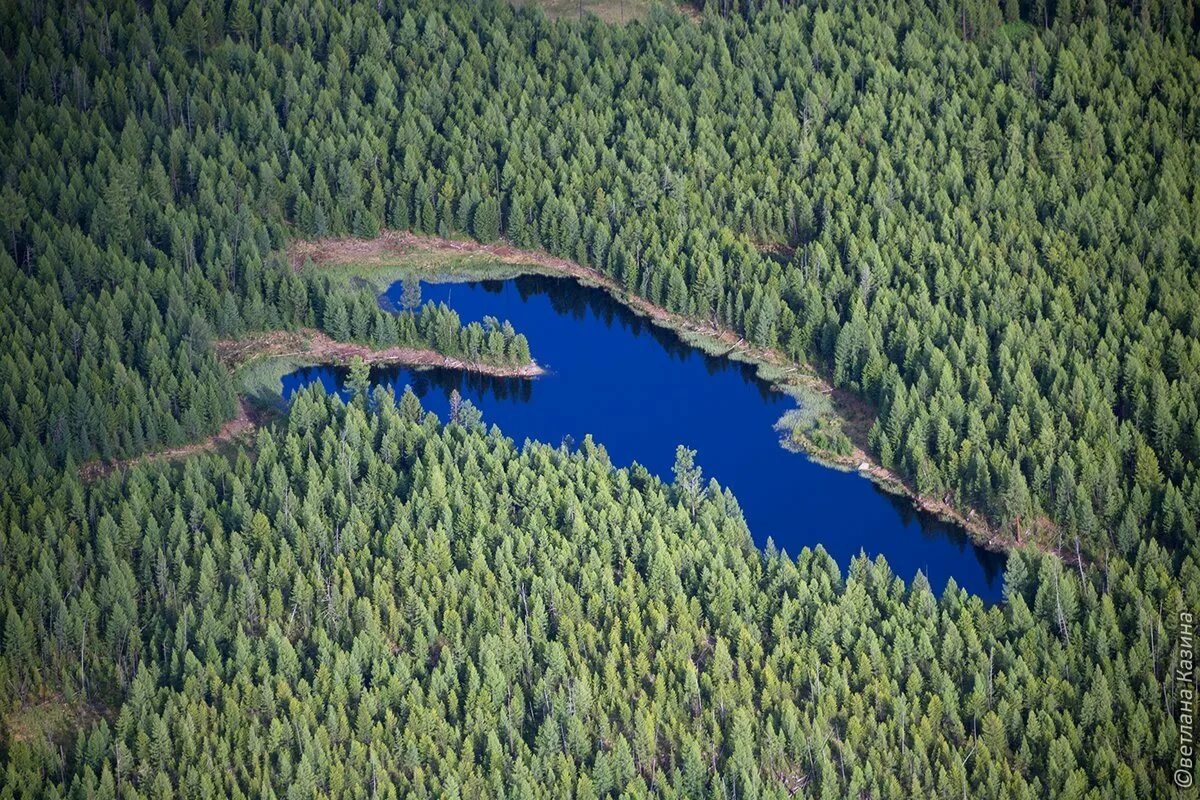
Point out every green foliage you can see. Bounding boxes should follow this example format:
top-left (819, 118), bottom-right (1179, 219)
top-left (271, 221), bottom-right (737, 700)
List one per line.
top-left (346, 356), bottom-right (371, 403)
top-left (9, 0), bottom-right (1182, 553)
top-left (472, 197), bottom-right (502, 243)
top-left (0, 391), bottom-right (1186, 797)
top-left (793, 414), bottom-right (853, 457)
top-left (337, 287), bottom-right (534, 367)
top-left (0, 1), bottom-right (1197, 798)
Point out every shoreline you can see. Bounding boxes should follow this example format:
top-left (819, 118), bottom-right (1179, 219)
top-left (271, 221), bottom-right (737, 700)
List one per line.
top-left (292, 230), bottom-right (1063, 562)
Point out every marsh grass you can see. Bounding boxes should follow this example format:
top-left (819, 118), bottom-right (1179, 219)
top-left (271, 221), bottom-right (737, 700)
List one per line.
top-left (235, 356), bottom-right (315, 409)
top-left (302, 251), bottom-right (544, 290)
top-left (305, 245), bottom-right (860, 464)
top-left (774, 383), bottom-right (855, 460)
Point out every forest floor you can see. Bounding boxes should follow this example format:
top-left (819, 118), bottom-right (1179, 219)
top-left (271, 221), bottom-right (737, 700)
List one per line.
top-left (291, 230), bottom-right (1064, 561)
top-left (5, 692), bottom-right (111, 752)
top-left (510, 0), bottom-right (702, 24)
top-left (214, 328), bottom-right (546, 378)
top-left (79, 399), bottom-right (260, 481)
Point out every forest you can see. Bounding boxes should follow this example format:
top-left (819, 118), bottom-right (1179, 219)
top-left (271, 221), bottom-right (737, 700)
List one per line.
top-left (1, 389), bottom-right (1186, 798)
top-left (0, 0), bottom-right (1197, 796)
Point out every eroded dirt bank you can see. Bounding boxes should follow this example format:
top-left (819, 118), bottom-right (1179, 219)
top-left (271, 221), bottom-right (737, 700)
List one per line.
top-left (79, 286), bottom-right (543, 481)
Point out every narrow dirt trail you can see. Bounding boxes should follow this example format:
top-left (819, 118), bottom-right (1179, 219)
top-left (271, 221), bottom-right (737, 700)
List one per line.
top-left (291, 230), bottom-right (1066, 560)
top-left (80, 399), bottom-right (258, 481)
top-left (292, 231), bottom-right (799, 381)
top-left (79, 272), bottom-right (543, 482)
top-left (293, 231), bottom-right (873, 443)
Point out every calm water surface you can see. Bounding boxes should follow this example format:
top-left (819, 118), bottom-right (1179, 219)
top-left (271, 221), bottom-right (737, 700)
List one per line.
top-left (282, 275), bottom-right (1006, 600)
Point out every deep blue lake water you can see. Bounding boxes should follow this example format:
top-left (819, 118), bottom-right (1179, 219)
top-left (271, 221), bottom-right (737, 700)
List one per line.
top-left (282, 275), bottom-right (1006, 600)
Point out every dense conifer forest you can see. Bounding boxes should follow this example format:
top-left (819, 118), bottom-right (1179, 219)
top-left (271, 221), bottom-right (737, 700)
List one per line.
top-left (0, 0), bottom-right (1197, 797)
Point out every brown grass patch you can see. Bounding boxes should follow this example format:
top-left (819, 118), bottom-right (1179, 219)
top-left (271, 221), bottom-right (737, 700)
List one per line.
top-left (509, 0), bottom-right (702, 24)
top-left (5, 694), bottom-right (107, 750)
top-left (215, 327), bottom-right (545, 378)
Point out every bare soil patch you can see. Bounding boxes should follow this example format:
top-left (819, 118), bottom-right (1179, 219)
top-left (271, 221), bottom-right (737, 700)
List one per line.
top-left (5, 694), bottom-right (109, 749)
top-left (508, 0), bottom-right (702, 25)
top-left (78, 296), bottom-right (541, 482)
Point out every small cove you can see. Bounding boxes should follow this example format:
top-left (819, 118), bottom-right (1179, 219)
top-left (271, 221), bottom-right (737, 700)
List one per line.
top-left (282, 274), bottom-right (1007, 600)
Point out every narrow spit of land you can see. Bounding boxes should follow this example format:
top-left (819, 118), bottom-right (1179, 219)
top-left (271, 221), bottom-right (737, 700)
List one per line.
top-left (214, 328), bottom-right (546, 378)
top-left (292, 230), bottom-right (1061, 560)
top-left (80, 323), bottom-right (544, 481)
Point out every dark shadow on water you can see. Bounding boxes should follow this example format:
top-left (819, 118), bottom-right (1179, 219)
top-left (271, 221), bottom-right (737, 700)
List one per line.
top-left (494, 275), bottom-right (779, 401)
top-left (872, 482), bottom-right (1008, 586)
top-left (373, 363), bottom-right (533, 404)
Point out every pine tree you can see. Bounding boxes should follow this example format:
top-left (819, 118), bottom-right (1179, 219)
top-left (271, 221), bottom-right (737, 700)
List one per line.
top-left (346, 356), bottom-right (370, 405)
top-left (324, 296), bottom-right (351, 341)
top-left (0, 186), bottom-right (27, 261)
top-left (672, 445), bottom-right (705, 518)
top-left (472, 198), bottom-right (501, 243)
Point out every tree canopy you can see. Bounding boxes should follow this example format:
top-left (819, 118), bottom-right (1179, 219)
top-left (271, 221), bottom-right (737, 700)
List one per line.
top-left (0, 0), bottom-right (1197, 797)
top-left (1, 389), bottom-right (1188, 798)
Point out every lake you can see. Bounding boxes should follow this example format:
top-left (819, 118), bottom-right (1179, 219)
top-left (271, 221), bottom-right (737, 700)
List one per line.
top-left (282, 275), bottom-right (1007, 600)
